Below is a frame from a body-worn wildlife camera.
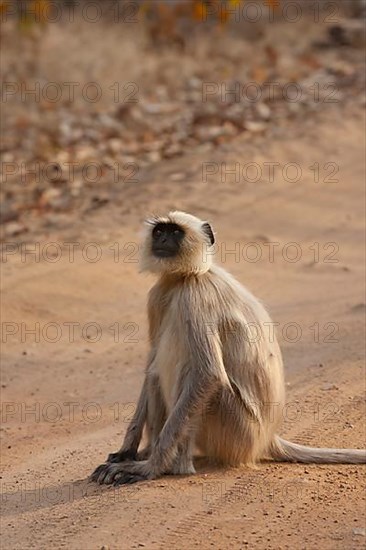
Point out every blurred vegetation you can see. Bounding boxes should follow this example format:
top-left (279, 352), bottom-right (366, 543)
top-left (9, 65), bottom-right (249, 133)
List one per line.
top-left (2, 1), bottom-right (364, 45)
top-left (2, 0), bottom-right (282, 28)
top-left (0, 0), bottom-right (287, 65)
top-left (1, 0), bottom-right (365, 239)
top-left (2, 0), bottom-right (364, 26)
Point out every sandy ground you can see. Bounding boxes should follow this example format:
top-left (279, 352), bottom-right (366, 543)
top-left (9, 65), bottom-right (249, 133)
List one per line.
top-left (1, 102), bottom-right (365, 549)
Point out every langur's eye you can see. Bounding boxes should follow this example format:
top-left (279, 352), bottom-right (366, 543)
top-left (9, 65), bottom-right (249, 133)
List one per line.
top-left (173, 229), bottom-right (181, 236)
top-left (154, 229), bottom-right (162, 238)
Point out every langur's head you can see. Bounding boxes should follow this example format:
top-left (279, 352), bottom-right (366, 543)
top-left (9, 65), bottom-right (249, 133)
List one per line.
top-left (140, 211), bottom-right (215, 275)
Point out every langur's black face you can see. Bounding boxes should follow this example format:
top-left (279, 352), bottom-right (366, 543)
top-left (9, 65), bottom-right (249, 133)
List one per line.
top-left (152, 223), bottom-right (186, 258)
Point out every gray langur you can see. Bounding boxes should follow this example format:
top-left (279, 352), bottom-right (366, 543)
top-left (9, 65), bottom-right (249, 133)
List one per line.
top-left (91, 211), bottom-right (366, 486)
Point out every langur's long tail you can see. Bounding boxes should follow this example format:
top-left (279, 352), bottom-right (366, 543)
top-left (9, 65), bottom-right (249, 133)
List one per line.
top-left (270, 436), bottom-right (366, 464)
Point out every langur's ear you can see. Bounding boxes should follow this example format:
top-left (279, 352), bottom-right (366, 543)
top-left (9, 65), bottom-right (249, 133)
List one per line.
top-left (202, 222), bottom-right (215, 246)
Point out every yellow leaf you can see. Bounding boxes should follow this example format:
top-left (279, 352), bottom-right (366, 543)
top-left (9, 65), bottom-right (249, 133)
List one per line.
top-left (0, 1), bottom-right (8, 16)
top-left (192, 1), bottom-right (207, 21)
top-left (220, 7), bottom-right (230, 24)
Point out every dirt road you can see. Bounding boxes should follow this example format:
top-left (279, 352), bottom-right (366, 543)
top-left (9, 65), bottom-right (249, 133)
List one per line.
top-left (1, 103), bottom-right (365, 549)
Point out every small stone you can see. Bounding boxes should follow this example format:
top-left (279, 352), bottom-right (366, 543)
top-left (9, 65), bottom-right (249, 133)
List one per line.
top-left (142, 102), bottom-right (180, 115)
top-left (321, 383), bottom-right (339, 391)
top-left (163, 143), bottom-right (183, 158)
top-left (75, 146), bottom-right (96, 162)
top-left (255, 103), bottom-right (271, 120)
top-left (170, 172), bottom-right (186, 182)
top-left (40, 188), bottom-right (70, 211)
top-left (353, 528), bottom-right (366, 537)
top-left (195, 126), bottom-right (225, 142)
top-left (4, 221), bottom-right (28, 237)
top-left (123, 141), bottom-right (140, 155)
top-left (244, 120), bottom-right (267, 133)
top-left (108, 138), bottom-right (123, 154)
top-left (145, 151), bottom-right (161, 163)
